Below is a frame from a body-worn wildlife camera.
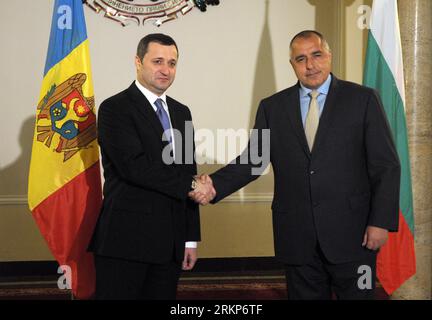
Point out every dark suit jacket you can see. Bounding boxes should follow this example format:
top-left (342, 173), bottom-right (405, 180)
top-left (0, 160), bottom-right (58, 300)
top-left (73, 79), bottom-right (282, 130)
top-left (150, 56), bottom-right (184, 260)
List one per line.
top-left (211, 76), bottom-right (400, 265)
top-left (89, 82), bottom-right (200, 264)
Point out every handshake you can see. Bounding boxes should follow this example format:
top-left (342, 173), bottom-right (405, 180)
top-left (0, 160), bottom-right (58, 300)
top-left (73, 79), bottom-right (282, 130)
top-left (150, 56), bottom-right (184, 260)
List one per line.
top-left (189, 175), bottom-right (216, 205)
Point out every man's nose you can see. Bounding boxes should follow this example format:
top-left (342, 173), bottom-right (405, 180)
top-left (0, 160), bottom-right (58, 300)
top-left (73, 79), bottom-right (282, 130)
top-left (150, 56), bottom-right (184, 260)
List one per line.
top-left (306, 58), bottom-right (313, 70)
top-left (160, 63), bottom-right (170, 75)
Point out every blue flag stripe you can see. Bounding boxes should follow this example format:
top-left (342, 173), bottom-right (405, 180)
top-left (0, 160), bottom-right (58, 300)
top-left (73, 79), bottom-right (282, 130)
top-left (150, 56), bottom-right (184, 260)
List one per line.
top-left (44, 0), bottom-right (87, 76)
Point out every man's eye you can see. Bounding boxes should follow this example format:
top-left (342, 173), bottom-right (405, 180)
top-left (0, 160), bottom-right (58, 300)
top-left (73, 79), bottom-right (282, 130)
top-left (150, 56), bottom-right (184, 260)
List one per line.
top-left (154, 60), bottom-right (162, 64)
top-left (296, 58), bottom-right (305, 62)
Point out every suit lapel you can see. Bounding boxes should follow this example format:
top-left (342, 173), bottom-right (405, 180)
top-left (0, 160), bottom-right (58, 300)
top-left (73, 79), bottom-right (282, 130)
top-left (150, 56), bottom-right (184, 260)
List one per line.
top-left (312, 76), bottom-right (340, 155)
top-left (166, 97), bottom-right (183, 151)
top-left (284, 85), bottom-right (311, 159)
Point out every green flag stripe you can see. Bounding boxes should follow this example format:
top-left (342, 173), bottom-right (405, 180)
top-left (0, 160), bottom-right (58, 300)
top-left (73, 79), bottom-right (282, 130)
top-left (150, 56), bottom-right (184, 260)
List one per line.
top-left (363, 32), bottom-right (414, 233)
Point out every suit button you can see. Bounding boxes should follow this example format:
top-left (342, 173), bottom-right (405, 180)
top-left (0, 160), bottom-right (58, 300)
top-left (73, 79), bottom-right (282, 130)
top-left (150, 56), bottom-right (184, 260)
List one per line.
top-left (310, 170), bottom-right (315, 175)
top-left (313, 202), bottom-right (320, 208)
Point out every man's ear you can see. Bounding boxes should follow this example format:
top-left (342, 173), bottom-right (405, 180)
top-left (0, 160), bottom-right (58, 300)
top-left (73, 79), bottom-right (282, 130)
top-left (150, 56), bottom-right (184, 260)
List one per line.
top-left (135, 55), bottom-right (142, 68)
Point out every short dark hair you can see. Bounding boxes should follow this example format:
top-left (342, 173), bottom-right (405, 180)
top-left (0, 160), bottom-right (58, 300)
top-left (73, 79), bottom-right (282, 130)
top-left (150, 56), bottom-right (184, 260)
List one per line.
top-left (136, 33), bottom-right (178, 60)
top-left (289, 30), bottom-right (330, 53)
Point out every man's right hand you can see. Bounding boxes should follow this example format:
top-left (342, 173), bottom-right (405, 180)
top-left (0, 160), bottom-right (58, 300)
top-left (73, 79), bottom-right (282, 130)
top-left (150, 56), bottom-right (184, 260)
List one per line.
top-left (188, 175), bottom-right (216, 205)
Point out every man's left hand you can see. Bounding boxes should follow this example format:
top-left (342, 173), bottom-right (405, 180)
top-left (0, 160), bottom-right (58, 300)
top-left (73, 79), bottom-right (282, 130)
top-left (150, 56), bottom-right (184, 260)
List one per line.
top-left (182, 248), bottom-right (198, 270)
top-left (362, 226), bottom-right (389, 251)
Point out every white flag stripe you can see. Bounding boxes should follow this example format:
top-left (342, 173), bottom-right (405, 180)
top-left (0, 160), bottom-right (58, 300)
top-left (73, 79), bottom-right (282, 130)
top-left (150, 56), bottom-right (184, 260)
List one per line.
top-left (370, 0), bottom-right (406, 107)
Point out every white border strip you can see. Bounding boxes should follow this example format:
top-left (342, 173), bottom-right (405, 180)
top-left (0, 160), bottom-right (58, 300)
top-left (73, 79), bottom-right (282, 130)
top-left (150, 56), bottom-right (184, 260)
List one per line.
top-left (370, 0), bottom-right (406, 106)
top-left (0, 195), bottom-right (28, 206)
top-left (0, 193), bottom-right (273, 206)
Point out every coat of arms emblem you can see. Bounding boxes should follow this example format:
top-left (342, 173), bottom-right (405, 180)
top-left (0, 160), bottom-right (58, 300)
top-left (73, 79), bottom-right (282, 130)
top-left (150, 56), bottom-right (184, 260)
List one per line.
top-left (36, 73), bottom-right (97, 162)
top-left (84, 0), bottom-right (220, 26)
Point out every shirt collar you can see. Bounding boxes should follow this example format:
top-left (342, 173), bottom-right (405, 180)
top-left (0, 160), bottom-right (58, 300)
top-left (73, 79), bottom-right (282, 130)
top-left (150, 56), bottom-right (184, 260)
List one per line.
top-left (299, 74), bottom-right (332, 98)
top-left (134, 80), bottom-right (167, 107)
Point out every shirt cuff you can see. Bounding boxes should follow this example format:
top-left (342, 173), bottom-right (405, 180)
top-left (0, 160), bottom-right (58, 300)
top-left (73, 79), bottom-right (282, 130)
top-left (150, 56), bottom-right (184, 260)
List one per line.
top-left (185, 241), bottom-right (198, 249)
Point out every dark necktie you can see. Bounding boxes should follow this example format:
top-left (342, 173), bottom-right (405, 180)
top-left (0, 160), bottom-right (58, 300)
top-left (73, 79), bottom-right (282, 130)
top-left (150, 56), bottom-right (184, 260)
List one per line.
top-left (154, 98), bottom-right (172, 143)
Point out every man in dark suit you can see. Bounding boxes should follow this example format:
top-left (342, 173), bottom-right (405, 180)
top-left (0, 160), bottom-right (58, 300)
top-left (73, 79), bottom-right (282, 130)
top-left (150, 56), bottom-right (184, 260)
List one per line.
top-left (190, 30), bottom-right (401, 299)
top-left (89, 33), bottom-right (210, 299)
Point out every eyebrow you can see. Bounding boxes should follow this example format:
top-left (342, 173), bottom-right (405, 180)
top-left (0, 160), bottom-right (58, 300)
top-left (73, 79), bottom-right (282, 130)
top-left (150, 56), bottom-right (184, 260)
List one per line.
top-left (294, 54), bottom-right (306, 61)
top-left (294, 50), bottom-right (323, 61)
top-left (152, 57), bottom-right (177, 62)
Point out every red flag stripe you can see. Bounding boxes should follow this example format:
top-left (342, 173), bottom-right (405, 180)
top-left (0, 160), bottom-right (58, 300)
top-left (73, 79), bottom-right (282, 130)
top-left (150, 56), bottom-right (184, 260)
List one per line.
top-left (377, 210), bottom-right (416, 295)
top-left (32, 162), bottom-right (102, 299)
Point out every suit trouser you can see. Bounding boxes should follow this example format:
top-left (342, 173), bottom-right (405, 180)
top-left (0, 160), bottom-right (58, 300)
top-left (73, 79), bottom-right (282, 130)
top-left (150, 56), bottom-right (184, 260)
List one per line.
top-left (94, 254), bottom-right (182, 300)
top-left (284, 243), bottom-right (377, 300)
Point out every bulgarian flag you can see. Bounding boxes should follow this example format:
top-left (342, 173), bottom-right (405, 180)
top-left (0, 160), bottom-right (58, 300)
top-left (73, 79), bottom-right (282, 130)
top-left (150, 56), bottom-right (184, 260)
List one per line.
top-left (28, 0), bottom-right (102, 299)
top-left (363, 0), bottom-right (416, 295)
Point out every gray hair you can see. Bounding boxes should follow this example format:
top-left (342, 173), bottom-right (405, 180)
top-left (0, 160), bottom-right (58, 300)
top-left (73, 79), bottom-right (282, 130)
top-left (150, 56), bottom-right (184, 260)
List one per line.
top-left (289, 30), bottom-right (331, 59)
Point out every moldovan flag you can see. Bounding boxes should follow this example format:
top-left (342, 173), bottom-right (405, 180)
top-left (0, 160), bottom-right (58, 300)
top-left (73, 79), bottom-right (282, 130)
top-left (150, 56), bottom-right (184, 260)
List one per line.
top-left (28, 0), bottom-right (102, 299)
top-left (363, 0), bottom-right (416, 295)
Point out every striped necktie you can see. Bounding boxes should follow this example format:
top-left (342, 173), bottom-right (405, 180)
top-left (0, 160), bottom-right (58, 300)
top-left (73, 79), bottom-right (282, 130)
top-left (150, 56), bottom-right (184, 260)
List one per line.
top-left (154, 98), bottom-right (172, 143)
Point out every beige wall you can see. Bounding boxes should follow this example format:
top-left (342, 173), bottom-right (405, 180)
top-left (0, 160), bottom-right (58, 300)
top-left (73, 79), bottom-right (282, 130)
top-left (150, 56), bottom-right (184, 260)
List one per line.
top-left (0, 0), bottom-right (369, 261)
